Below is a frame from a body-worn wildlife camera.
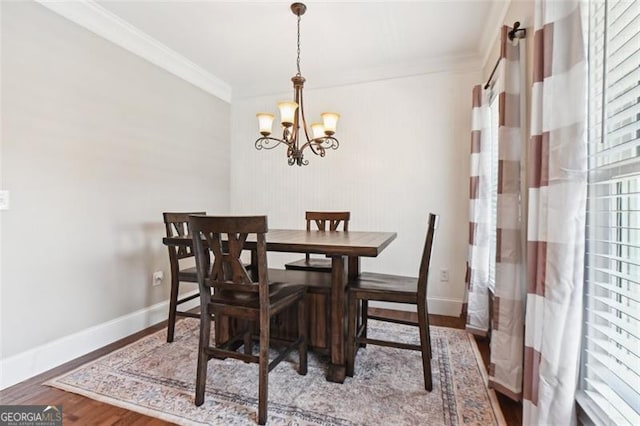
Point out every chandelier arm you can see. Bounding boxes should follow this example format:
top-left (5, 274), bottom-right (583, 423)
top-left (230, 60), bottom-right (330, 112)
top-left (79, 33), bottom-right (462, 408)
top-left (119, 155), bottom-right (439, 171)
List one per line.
top-left (255, 136), bottom-right (294, 150)
top-left (298, 84), bottom-right (314, 146)
top-left (300, 136), bottom-right (339, 157)
top-left (299, 139), bottom-right (318, 155)
top-left (284, 125), bottom-right (295, 145)
top-left (322, 136), bottom-right (340, 150)
top-left (300, 140), bottom-right (326, 157)
top-left (292, 88), bottom-right (300, 151)
top-left (307, 140), bottom-right (321, 156)
top-left (308, 136), bottom-right (339, 150)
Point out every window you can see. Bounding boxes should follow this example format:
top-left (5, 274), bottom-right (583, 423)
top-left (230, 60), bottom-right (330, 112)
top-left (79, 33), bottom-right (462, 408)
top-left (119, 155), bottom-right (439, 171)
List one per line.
top-left (579, 0), bottom-right (640, 424)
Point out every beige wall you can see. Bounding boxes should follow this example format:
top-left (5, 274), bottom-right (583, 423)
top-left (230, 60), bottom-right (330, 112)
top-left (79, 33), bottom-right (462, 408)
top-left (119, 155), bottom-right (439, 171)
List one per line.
top-left (0, 2), bottom-right (230, 358)
top-left (230, 69), bottom-right (480, 315)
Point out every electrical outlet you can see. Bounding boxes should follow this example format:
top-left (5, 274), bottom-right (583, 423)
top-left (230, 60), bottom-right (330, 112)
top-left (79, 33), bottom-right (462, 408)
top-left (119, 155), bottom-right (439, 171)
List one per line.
top-left (152, 271), bottom-right (164, 287)
top-left (440, 269), bottom-right (449, 282)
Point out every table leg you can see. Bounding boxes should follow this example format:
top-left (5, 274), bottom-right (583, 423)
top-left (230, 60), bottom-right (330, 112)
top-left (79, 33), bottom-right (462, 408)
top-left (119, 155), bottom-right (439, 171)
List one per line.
top-left (348, 256), bottom-right (360, 280)
top-left (347, 256), bottom-right (366, 350)
top-left (327, 255), bottom-right (347, 383)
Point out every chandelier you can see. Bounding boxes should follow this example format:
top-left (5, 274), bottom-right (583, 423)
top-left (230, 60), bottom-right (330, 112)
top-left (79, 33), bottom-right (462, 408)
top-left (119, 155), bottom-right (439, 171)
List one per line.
top-left (255, 3), bottom-right (340, 166)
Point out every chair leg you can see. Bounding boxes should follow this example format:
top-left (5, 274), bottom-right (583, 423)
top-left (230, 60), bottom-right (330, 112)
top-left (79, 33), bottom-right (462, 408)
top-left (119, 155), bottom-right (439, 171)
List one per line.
top-left (297, 297), bottom-right (308, 375)
top-left (346, 291), bottom-right (357, 377)
top-left (195, 310), bottom-right (211, 406)
top-left (427, 318), bottom-right (432, 360)
top-left (167, 277), bottom-right (180, 342)
top-left (417, 302), bottom-right (433, 392)
top-left (212, 311), bottom-right (227, 360)
top-left (243, 328), bottom-right (253, 359)
top-left (359, 300), bottom-right (368, 348)
top-left (257, 318), bottom-right (269, 425)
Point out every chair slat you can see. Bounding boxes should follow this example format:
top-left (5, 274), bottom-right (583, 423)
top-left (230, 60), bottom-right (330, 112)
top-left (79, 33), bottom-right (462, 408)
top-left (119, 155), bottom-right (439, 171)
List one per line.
top-left (286, 211), bottom-right (351, 273)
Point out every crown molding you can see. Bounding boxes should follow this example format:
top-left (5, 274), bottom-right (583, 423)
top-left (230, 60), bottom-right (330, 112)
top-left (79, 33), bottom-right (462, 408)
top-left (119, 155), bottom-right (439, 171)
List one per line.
top-left (236, 53), bottom-right (482, 99)
top-left (36, 0), bottom-right (232, 103)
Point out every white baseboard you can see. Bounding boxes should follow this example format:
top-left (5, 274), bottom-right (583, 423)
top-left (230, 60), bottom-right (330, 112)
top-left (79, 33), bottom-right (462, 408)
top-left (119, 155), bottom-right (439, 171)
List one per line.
top-left (370, 297), bottom-right (462, 317)
top-left (0, 291), bottom-right (200, 390)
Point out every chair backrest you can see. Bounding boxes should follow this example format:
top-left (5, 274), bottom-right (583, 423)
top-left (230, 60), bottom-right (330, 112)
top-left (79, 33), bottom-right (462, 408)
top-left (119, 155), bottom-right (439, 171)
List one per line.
top-left (163, 211), bottom-right (206, 265)
top-left (189, 215), bottom-right (270, 302)
top-left (304, 211), bottom-right (350, 262)
top-left (305, 211), bottom-right (350, 231)
top-left (417, 213), bottom-right (439, 302)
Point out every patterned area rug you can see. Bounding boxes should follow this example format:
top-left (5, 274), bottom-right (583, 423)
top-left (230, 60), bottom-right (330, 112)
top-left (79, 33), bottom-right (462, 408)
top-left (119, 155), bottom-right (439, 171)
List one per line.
top-left (47, 318), bottom-right (505, 425)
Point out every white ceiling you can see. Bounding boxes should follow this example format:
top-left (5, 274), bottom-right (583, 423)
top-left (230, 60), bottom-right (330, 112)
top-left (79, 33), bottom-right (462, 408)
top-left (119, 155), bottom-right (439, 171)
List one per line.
top-left (95, 0), bottom-right (507, 98)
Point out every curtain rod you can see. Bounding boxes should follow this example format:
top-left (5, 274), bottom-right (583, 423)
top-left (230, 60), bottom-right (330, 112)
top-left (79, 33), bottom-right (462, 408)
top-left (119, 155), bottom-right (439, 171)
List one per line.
top-left (484, 21), bottom-right (527, 90)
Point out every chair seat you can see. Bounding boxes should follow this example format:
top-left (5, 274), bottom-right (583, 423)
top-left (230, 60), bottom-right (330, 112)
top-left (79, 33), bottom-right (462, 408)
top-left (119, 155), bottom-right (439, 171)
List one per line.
top-left (268, 268), bottom-right (332, 292)
top-left (180, 268), bottom-right (331, 292)
top-left (211, 281), bottom-right (306, 316)
top-left (179, 263), bottom-right (250, 282)
top-left (178, 266), bottom-right (198, 282)
top-left (348, 272), bottom-right (418, 304)
top-left (284, 257), bottom-right (332, 273)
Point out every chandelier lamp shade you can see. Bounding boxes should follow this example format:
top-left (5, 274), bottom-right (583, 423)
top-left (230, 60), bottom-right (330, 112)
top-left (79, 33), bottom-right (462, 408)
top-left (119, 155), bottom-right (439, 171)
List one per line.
top-left (255, 3), bottom-right (340, 166)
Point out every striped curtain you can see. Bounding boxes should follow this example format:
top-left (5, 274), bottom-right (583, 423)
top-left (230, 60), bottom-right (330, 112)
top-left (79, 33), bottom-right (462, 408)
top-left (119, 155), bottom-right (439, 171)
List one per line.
top-left (489, 25), bottom-right (525, 400)
top-left (523, 0), bottom-right (587, 425)
top-left (465, 85), bottom-right (492, 335)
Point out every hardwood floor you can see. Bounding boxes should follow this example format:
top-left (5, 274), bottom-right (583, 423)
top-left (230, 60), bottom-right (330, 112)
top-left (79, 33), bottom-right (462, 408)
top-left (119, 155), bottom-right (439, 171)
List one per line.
top-left (0, 309), bottom-right (522, 425)
top-left (0, 322), bottom-right (169, 425)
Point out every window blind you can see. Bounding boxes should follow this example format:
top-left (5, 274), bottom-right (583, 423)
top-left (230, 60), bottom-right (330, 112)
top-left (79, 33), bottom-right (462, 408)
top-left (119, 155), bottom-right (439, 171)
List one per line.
top-left (581, 0), bottom-right (640, 424)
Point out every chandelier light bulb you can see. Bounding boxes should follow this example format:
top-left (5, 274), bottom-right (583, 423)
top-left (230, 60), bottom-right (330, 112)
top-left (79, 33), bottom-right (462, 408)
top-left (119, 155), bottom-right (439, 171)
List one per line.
top-left (256, 113), bottom-right (275, 136)
top-left (311, 123), bottom-right (325, 139)
top-left (321, 112), bottom-right (340, 135)
top-left (277, 101), bottom-right (298, 127)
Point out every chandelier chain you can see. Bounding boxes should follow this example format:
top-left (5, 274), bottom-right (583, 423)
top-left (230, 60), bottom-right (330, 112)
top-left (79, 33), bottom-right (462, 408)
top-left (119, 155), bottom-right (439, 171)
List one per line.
top-left (296, 14), bottom-right (301, 76)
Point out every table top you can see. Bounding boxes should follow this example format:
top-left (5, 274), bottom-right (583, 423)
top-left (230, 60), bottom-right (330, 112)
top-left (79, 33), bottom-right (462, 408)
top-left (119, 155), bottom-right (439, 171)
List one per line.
top-left (163, 229), bottom-right (397, 258)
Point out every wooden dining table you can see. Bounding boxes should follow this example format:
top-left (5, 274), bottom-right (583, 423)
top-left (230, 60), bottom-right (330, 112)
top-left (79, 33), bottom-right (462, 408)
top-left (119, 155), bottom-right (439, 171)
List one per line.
top-left (163, 228), bottom-right (397, 383)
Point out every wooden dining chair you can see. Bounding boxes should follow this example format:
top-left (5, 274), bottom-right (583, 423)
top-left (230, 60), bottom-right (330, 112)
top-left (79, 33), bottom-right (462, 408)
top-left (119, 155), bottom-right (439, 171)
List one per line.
top-left (346, 213), bottom-right (438, 391)
top-left (281, 211), bottom-right (349, 350)
top-left (163, 211), bottom-right (206, 343)
top-left (190, 215), bottom-right (308, 425)
top-left (284, 211), bottom-right (350, 272)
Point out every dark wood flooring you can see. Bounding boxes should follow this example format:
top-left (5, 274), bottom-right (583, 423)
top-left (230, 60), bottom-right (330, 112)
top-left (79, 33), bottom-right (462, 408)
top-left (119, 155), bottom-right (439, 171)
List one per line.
top-left (0, 308), bottom-right (522, 425)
